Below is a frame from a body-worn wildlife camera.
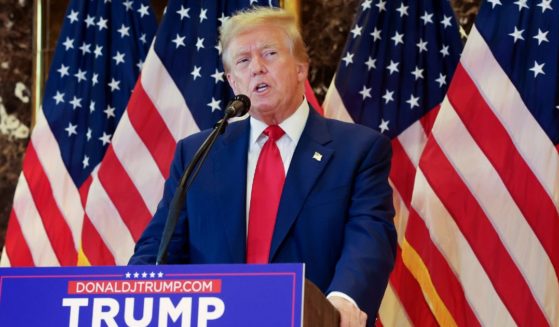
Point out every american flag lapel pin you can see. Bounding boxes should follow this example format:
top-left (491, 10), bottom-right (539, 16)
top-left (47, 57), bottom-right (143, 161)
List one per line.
top-left (312, 152), bottom-right (322, 162)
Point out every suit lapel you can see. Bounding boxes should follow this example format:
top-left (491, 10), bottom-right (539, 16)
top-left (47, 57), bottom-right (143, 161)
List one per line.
top-left (212, 118), bottom-right (250, 262)
top-left (269, 110), bottom-right (334, 260)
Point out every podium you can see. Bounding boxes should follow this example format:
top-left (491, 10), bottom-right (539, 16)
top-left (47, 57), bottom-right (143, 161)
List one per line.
top-left (0, 263), bottom-right (339, 326)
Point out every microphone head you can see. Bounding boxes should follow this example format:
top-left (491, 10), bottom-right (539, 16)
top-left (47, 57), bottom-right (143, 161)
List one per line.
top-left (225, 94), bottom-right (251, 117)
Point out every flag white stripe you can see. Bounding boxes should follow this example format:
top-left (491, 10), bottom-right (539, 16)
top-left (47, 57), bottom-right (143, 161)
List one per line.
top-left (11, 174), bottom-right (60, 266)
top-left (85, 169), bottom-right (136, 265)
top-left (323, 80), bottom-right (355, 123)
top-left (141, 49), bottom-right (200, 141)
top-left (111, 112), bottom-right (165, 215)
top-left (461, 27), bottom-right (559, 210)
top-left (31, 109), bottom-right (84, 249)
top-left (379, 282), bottom-right (413, 327)
top-left (0, 247), bottom-right (10, 267)
top-left (434, 99), bottom-right (558, 324)
top-left (412, 168), bottom-right (515, 327)
top-left (397, 121), bottom-right (428, 168)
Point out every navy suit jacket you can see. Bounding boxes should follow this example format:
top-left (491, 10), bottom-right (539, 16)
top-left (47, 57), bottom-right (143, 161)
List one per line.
top-left (130, 108), bottom-right (397, 322)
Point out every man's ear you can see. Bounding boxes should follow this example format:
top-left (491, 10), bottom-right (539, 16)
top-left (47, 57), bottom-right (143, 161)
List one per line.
top-left (226, 73), bottom-right (238, 94)
top-left (296, 62), bottom-right (309, 82)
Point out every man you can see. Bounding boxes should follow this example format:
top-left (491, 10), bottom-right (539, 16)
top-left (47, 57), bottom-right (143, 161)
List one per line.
top-left (130, 7), bottom-right (396, 327)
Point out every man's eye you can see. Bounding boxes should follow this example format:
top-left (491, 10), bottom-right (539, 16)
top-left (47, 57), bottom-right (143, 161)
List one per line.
top-left (236, 58), bottom-right (248, 65)
top-left (265, 51), bottom-right (277, 57)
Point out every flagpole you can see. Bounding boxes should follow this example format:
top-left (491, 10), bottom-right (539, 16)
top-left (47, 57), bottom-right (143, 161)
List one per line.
top-left (32, 0), bottom-right (44, 128)
top-left (281, 0), bottom-right (301, 27)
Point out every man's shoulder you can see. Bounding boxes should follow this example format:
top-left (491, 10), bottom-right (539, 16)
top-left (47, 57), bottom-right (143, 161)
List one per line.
top-left (320, 115), bottom-right (389, 144)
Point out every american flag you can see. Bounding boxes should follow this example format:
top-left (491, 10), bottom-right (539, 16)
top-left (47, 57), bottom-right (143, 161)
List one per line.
top-left (81, 0), bottom-right (280, 265)
top-left (322, 0), bottom-right (463, 325)
top-left (407, 0), bottom-right (558, 325)
top-left (1, 0), bottom-right (156, 266)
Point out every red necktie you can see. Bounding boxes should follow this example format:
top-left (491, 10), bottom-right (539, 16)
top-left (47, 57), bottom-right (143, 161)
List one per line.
top-left (247, 125), bottom-right (286, 263)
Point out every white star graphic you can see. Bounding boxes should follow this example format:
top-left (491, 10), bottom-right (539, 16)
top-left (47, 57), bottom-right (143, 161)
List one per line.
top-left (125, 272), bottom-right (131, 278)
top-left (215, 42), bottom-right (222, 55)
top-left (350, 24), bottom-right (362, 38)
top-left (70, 96), bottom-right (82, 110)
top-left (86, 128), bottom-right (92, 141)
top-left (65, 123), bottom-right (78, 137)
top-left (386, 60), bottom-right (399, 75)
top-left (99, 132), bottom-right (112, 146)
top-left (441, 15), bottom-right (452, 28)
top-left (509, 27), bottom-right (524, 43)
top-left (406, 94), bottom-right (420, 109)
top-left (82, 156), bottom-right (90, 169)
top-left (533, 29), bottom-right (549, 45)
top-left (108, 78), bottom-right (120, 91)
top-left (365, 57), bottom-right (376, 70)
top-left (359, 86), bottom-right (372, 100)
top-left (80, 42), bottom-right (91, 55)
top-left (416, 39), bottom-right (428, 53)
top-left (172, 34), bottom-right (186, 48)
top-left (361, 0), bottom-right (372, 10)
top-left (133, 272), bottom-right (139, 278)
top-left (370, 27), bottom-right (382, 41)
top-left (440, 45), bottom-right (450, 57)
top-left (177, 5), bottom-right (190, 19)
top-left (411, 66), bottom-right (424, 80)
top-left (67, 10), bottom-right (79, 23)
top-left (199, 8), bottom-right (208, 23)
top-left (341, 52), bottom-right (354, 66)
top-left (207, 97), bottom-right (221, 112)
top-left (435, 73), bottom-right (447, 87)
top-left (529, 61), bottom-right (545, 77)
top-left (137, 4), bottom-right (150, 17)
top-left (53, 91), bottom-right (64, 104)
top-left (211, 69), bottom-right (224, 83)
top-left (113, 51), bottom-right (125, 65)
top-left (139, 34), bottom-right (147, 44)
top-left (104, 105), bottom-right (116, 118)
top-left (94, 45), bottom-right (103, 58)
top-left (157, 272), bottom-right (164, 278)
top-left (63, 37), bottom-right (74, 50)
top-left (89, 101), bottom-right (95, 113)
top-left (149, 272), bottom-right (155, 278)
top-left (196, 37), bottom-right (205, 51)
top-left (85, 15), bottom-right (96, 28)
top-left (137, 60), bottom-right (144, 71)
top-left (191, 66), bottom-right (202, 80)
top-left (382, 90), bottom-right (394, 104)
top-left (141, 272), bottom-right (147, 278)
top-left (74, 69), bottom-right (86, 83)
top-left (391, 31), bottom-right (404, 46)
top-left (487, 0), bottom-right (502, 9)
top-left (537, 0), bottom-right (553, 13)
top-left (420, 11), bottom-right (434, 25)
top-left (57, 64), bottom-right (69, 78)
top-left (97, 17), bottom-right (108, 31)
top-left (218, 13), bottom-right (229, 25)
top-left (514, 0), bottom-right (529, 10)
top-left (117, 24), bottom-right (130, 38)
top-left (376, 0), bottom-right (387, 12)
top-left (123, 0), bottom-right (133, 11)
top-left (92, 73), bottom-right (99, 86)
top-left (396, 3), bottom-right (408, 17)
top-left (379, 119), bottom-right (389, 133)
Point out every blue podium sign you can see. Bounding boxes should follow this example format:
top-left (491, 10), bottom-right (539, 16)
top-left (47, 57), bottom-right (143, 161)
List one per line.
top-left (0, 264), bottom-right (304, 327)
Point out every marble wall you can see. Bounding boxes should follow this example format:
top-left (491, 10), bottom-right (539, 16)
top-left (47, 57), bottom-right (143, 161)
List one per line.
top-left (0, 0), bottom-right (480, 252)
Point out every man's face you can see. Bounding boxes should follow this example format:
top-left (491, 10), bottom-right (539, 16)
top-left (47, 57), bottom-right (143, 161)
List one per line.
top-left (226, 25), bottom-right (308, 124)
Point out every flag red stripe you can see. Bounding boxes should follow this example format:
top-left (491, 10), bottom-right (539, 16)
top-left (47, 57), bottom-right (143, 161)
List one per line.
top-left (23, 144), bottom-right (77, 266)
top-left (127, 82), bottom-right (176, 179)
top-left (390, 139), bottom-right (416, 207)
top-left (390, 246), bottom-right (438, 326)
top-left (4, 211), bottom-right (34, 266)
top-left (98, 147), bottom-right (153, 241)
top-left (81, 215), bottom-right (116, 265)
top-left (419, 137), bottom-right (549, 326)
top-left (419, 105), bottom-right (440, 137)
top-left (406, 208), bottom-right (481, 327)
top-left (450, 64), bottom-right (559, 272)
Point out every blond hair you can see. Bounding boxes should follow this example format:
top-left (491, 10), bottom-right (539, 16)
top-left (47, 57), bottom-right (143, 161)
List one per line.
top-left (219, 7), bottom-right (309, 72)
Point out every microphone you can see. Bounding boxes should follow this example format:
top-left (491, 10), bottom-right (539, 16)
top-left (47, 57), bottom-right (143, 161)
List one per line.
top-left (224, 94), bottom-right (251, 118)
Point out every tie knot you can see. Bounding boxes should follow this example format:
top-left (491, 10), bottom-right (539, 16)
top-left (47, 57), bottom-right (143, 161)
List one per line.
top-left (264, 125), bottom-right (285, 142)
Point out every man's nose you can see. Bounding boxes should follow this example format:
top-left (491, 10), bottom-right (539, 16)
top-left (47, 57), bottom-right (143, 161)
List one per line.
top-left (250, 56), bottom-right (267, 76)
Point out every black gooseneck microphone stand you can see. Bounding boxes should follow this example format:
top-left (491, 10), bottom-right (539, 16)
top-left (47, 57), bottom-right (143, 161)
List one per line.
top-left (156, 95), bottom-right (250, 265)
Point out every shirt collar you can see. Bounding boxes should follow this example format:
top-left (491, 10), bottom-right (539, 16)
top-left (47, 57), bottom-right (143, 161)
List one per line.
top-left (249, 98), bottom-right (310, 146)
